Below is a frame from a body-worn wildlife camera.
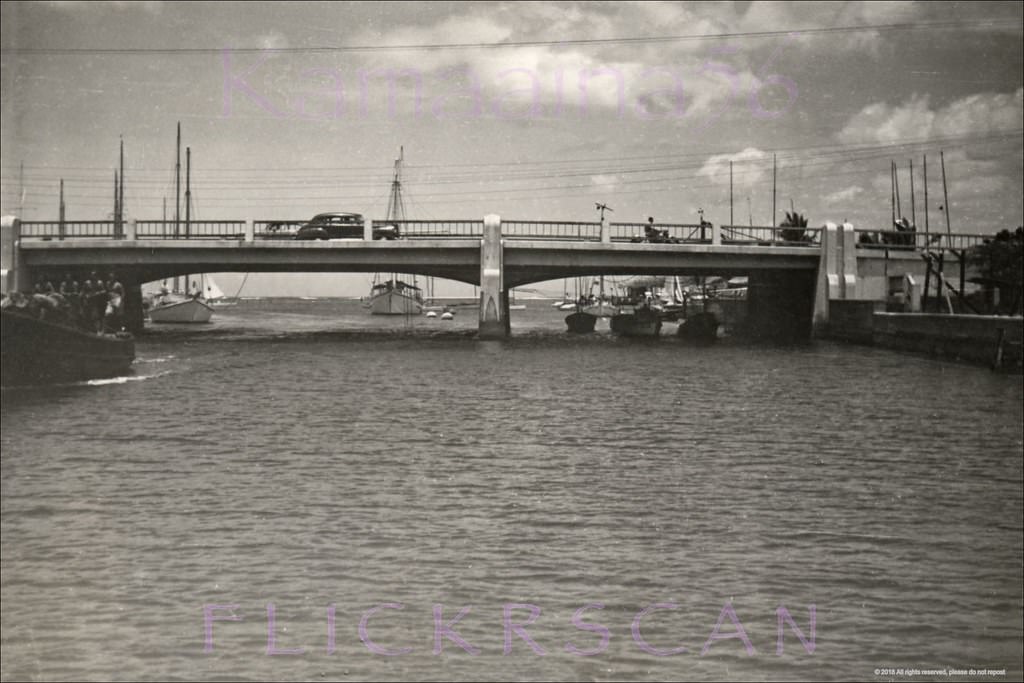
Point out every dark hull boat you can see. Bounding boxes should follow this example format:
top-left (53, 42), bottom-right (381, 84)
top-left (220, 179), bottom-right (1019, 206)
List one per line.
top-left (1, 309), bottom-right (135, 386)
top-left (677, 312), bottom-right (720, 343)
top-left (565, 310), bottom-right (597, 333)
top-left (610, 307), bottom-right (662, 337)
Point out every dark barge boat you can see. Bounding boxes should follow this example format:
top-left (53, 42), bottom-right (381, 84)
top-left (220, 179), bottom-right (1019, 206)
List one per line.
top-left (1, 308), bottom-right (135, 386)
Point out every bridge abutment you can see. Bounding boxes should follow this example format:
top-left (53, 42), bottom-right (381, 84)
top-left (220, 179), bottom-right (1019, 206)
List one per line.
top-left (479, 214), bottom-right (507, 339)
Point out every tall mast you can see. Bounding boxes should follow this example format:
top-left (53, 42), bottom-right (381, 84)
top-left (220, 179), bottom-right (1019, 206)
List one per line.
top-left (118, 135), bottom-right (125, 237)
top-left (175, 121), bottom-right (181, 238)
top-left (113, 170), bottom-right (119, 227)
top-left (185, 146), bottom-right (191, 238)
top-left (909, 159), bottom-right (916, 229)
top-left (771, 153), bottom-right (777, 226)
top-left (386, 145), bottom-right (406, 222)
top-left (940, 150), bottom-right (951, 239)
top-left (894, 161), bottom-right (902, 223)
top-left (59, 178), bottom-right (65, 238)
top-left (384, 146), bottom-right (406, 288)
top-left (729, 160), bottom-right (733, 226)
top-left (890, 161), bottom-right (896, 227)
top-left (923, 155), bottom-right (929, 239)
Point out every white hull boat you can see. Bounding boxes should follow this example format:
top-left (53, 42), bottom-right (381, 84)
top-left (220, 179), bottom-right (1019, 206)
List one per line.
top-left (149, 297), bottom-right (214, 323)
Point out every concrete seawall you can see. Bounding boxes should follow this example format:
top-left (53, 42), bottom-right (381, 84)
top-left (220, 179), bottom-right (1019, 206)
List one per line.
top-left (827, 300), bottom-right (1023, 370)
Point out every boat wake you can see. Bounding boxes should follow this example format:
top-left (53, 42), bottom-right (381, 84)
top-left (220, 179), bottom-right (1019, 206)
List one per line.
top-left (135, 355), bottom-right (177, 364)
top-left (85, 370), bottom-right (173, 386)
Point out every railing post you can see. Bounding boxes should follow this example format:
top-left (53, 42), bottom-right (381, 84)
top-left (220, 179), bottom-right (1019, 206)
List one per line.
top-left (125, 218), bottom-right (136, 240)
top-left (244, 218), bottom-right (254, 242)
top-left (711, 222), bottom-right (721, 246)
top-left (600, 217), bottom-right (610, 243)
top-left (364, 218), bottom-right (373, 241)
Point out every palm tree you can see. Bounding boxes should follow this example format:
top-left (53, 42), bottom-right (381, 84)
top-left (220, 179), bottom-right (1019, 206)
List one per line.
top-left (779, 210), bottom-right (810, 243)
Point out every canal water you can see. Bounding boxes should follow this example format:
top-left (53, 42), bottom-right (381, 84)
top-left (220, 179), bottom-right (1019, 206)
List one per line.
top-left (2, 299), bottom-right (1022, 682)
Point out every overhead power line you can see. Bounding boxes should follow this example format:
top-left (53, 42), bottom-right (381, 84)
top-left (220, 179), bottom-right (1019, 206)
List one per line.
top-left (1, 19), bottom-right (1017, 55)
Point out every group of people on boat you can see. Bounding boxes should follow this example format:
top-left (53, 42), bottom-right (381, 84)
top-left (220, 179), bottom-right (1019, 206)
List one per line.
top-left (0, 271), bottom-right (126, 334)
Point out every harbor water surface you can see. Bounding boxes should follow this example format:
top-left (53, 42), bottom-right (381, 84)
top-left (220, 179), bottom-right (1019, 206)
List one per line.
top-left (2, 299), bottom-right (1022, 682)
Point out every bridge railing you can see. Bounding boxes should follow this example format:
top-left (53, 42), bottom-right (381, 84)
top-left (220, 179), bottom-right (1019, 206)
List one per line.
top-left (609, 222), bottom-right (708, 243)
top-left (20, 221), bottom-right (117, 239)
top-left (854, 229), bottom-right (988, 252)
top-left (135, 220), bottom-right (247, 239)
top-left (254, 219), bottom-right (306, 240)
top-left (503, 220), bottom-right (600, 240)
top-left (384, 219), bottom-right (484, 239)
top-left (721, 225), bottom-right (822, 246)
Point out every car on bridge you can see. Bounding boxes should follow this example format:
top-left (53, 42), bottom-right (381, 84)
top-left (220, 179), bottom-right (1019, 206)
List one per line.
top-left (294, 213), bottom-right (400, 240)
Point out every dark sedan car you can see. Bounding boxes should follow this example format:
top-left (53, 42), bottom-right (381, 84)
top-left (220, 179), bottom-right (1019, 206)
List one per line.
top-left (293, 213), bottom-right (400, 240)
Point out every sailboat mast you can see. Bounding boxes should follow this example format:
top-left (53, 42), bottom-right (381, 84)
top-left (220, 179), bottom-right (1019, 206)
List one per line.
top-left (119, 135), bottom-right (125, 237)
top-left (174, 122), bottom-right (181, 292)
top-left (185, 147), bottom-right (191, 238)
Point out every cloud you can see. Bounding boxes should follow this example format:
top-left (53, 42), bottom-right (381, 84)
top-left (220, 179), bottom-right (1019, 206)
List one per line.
top-left (698, 147), bottom-right (769, 186)
top-left (824, 185), bottom-right (865, 204)
top-left (48, 0), bottom-right (163, 12)
top-left (837, 88), bottom-right (1023, 144)
top-left (590, 174), bottom-right (620, 191)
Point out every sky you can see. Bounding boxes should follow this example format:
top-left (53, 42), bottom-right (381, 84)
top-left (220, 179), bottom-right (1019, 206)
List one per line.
top-left (1, 1), bottom-right (1022, 296)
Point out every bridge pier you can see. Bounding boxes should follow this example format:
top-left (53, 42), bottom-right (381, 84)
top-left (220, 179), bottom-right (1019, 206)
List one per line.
top-left (123, 281), bottom-right (145, 334)
top-left (1, 216), bottom-right (31, 294)
top-left (478, 214), bottom-right (507, 339)
top-left (746, 269), bottom-right (817, 342)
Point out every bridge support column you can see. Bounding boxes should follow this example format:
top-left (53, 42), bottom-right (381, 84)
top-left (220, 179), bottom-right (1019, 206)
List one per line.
top-left (600, 217), bottom-right (610, 243)
top-left (123, 281), bottom-right (145, 334)
top-left (125, 218), bottom-right (137, 240)
top-left (812, 222), bottom-right (840, 335)
top-left (479, 214), bottom-right (507, 339)
top-left (245, 218), bottom-right (255, 242)
top-left (840, 222), bottom-right (859, 299)
top-left (747, 269), bottom-right (817, 342)
top-left (364, 218), bottom-right (373, 241)
top-left (1, 216), bottom-right (30, 295)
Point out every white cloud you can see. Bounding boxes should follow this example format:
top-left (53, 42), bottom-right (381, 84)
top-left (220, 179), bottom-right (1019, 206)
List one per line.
top-left (698, 147), bottom-right (769, 186)
top-left (838, 88), bottom-right (1023, 144)
top-left (824, 185), bottom-right (865, 204)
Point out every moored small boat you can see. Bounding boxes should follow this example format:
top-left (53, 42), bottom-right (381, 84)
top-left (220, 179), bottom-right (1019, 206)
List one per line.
top-left (610, 306), bottom-right (662, 337)
top-left (149, 296), bottom-right (214, 323)
top-left (565, 310), bottom-right (597, 333)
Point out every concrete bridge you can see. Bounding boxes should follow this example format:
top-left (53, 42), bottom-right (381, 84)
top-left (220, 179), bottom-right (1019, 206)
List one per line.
top-left (1, 215), bottom-right (987, 339)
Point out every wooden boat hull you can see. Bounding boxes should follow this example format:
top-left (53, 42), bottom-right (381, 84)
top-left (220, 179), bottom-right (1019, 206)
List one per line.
top-left (149, 298), bottom-right (214, 323)
top-left (1, 309), bottom-right (135, 386)
top-left (677, 312), bottom-right (719, 343)
top-left (369, 289), bottom-right (423, 315)
top-left (583, 302), bottom-right (617, 317)
top-left (565, 311), bottom-right (597, 333)
top-left (610, 309), bottom-right (662, 337)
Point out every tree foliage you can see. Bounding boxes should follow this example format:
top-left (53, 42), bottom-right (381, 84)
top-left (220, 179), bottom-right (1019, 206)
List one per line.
top-left (779, 211), bottom-right (811, 242)
top-left (969, 226), bottom-right (1023, 314)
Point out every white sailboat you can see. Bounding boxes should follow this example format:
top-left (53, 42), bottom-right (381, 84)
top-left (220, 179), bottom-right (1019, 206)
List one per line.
top-left (148, 124), bottom-right (215, 325)
top-left (368, 147), bottom-right (424, 316)
top-left (149, 275), bottom-right (214, 323)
